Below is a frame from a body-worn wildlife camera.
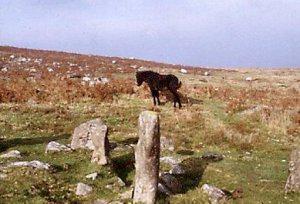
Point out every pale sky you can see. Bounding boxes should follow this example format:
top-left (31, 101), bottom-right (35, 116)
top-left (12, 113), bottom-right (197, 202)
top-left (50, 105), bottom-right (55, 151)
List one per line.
top-left (0, 0), bottom-right (299, 68)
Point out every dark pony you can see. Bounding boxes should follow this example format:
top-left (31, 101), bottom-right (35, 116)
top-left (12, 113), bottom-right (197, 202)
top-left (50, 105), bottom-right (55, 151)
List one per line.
top-left (136, 71), bottom-right (182, 108)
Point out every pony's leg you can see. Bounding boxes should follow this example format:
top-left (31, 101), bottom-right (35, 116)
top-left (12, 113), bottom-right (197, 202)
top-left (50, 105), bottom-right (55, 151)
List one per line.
top-left (170, 89), bottom-right (182, 108)
top-left (151, 89), bottom-right (157, 106)
top-left (155, 90), bottom-right (161, 105)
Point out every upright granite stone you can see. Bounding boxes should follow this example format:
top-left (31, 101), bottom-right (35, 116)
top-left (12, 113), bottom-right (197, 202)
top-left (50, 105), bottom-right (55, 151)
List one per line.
top-left (133, 111), bottom-right (160, 204)
top-left (71, 118), bottom-right (110, 165)
top-left (285, 148), bottom-right (300, 193)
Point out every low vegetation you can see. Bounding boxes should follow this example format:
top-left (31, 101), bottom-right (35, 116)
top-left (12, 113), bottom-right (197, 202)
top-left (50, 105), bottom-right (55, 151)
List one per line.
top-left (0, 46), bottom-right (299, 203)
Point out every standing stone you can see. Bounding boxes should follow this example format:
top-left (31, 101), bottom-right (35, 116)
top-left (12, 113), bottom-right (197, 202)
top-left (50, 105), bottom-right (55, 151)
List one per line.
top-left (285, 149), bottom-right (300, 193)
top-left (133, 111), bottom-right (160, 204)
top-left (71, 118), bottom-right (110, 165)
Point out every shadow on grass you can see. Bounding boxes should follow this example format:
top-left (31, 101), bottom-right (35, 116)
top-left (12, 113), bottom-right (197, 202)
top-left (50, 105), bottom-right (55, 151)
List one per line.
top-left (112, 151), bottom-right (135, 186)
top-left (0, 133), bottom-right (70, 152)
top-left (159, 156), bottom-right (223, 202)
top-left (119, 137), bottom-right (138, 145)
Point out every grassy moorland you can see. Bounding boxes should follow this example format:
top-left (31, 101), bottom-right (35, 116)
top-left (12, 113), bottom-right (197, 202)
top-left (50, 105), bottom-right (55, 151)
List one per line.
top-left (0, 46), bottom-right (299, 203)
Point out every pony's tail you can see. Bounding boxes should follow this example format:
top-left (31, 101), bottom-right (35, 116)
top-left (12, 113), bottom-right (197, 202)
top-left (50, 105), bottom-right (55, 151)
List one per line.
top-left (177, 81), bottom-right (182, 89)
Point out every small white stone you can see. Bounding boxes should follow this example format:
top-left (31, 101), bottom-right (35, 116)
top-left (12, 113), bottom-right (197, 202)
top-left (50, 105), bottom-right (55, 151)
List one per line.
top-left (245, 76), bottom-right (252, 81)
top-left (82, 76), bottom-right (91, 82)
top-left (117, 177), bottom-right (126, 187)
top-left (180, 68), bottom-right (188, 74)
top-left (204, 71), bottom-right (210, 76)
top-left (86, 172), bottom-right (98, 180)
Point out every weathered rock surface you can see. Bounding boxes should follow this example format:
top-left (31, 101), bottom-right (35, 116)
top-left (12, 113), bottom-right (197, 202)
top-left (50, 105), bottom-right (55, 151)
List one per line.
top-left (158, 183), bottom-right (173, 196)
top-left (160, 156), bottom-right (181, 166)
top-left (202, 151), bottom-right (224, 162)
top-left (45, 141), bottom-right (71, 153)
top-left (160, 136), bottom-right (175, 151)
top-left (71, 118), bottom-right (107, 150)
top-left (90, 123), bottom-right (110, 165)
top-left (201, 184), bottom-right (227, 204)
top-left (159, 173), bottom-right (182, 194)
top-left (71, 118), bottom-right (110, 165)
top-left (7, 160), bottom-right (50, 170)
top-left (76, 182), bottom-right (93, 196)
top-left (120, 188), bottom-right (133, 200)
top-left (285, 149), bottom-right (300, 193)
top-left (133, 111), bottom-right (160, 204)
top-left (0, 150), bottom-right (21, 158)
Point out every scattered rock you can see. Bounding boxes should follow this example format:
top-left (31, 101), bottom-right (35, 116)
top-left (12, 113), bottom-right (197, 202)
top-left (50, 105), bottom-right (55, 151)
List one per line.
top-left (0, 173), bottom-right (7, 179)
top-left (201, 184), bottom-right (227, 204)
top-left (29, 68), bottom-right (37, 73)
top-left (204, 71), bottom-right (210, 76)
top-left (76, 182), bottom-right (93, 196)
top-left (86, 172), bottom-right (98, 180)
top-left (82, 76), bottom-right (91, 82)
top-left (160, 136), bottom-right (175, 151)
top-left (117, 177), bottom-right (126, 187)
top-left (45, 141), bottom-right (71, 153)
top-left (245, 77), bottom-right (252, 81)
top-left (180, 68), bottom-right (188, 74)
top-left (202, 151), bottom-right (224, 162)
top-left (7, 160), bottom-right (50, 170)
top-left (0, 150), bottom-right (21, 158)
top-left (160, 156), bottom-right (181, 166)
top-left (239, 105), bottom-right (270, 116)
top-left (105, 184), bottom-right (113, 190)
top-left (285, 148), bottom-right (300, 193)
top-left (159, 173), bottom-right (182, 194)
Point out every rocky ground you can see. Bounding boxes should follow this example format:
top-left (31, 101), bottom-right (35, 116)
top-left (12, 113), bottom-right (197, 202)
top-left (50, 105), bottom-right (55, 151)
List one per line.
top-left (0, 46), bottom-right (299, 203)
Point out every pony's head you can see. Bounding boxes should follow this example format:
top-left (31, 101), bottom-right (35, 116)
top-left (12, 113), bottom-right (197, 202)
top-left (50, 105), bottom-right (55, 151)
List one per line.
top-left (135, 71), bottom-right (144, 86)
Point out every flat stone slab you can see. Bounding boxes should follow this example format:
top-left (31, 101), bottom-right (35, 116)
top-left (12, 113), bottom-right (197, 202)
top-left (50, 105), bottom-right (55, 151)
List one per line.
top-left (7, 160), bottom-right (50, 170)
top-left (76, 182), bottom-right (93, 196)
top-left (0, 150), bottom-right (22, 158)
top-left (45, 141), bottom-right (71, 153)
